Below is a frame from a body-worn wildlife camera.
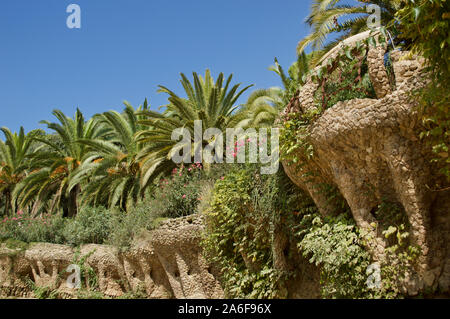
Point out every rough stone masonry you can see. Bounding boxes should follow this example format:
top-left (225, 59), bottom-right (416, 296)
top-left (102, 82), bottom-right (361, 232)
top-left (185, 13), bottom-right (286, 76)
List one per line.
top-left (282, 31), bottom-right (450, 295)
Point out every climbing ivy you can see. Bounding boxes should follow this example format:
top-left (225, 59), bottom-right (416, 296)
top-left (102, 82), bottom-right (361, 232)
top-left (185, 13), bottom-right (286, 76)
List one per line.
top-left (295, 213), bottom-right (373, 298)
top-left (279, 36), bottom-right (382, 167)
top-left (396, 0), bottom-right (450, 181)
top-left (279, 111), bottom-right (317, 165)
top-left (202, 165), bottom-right (317, 298)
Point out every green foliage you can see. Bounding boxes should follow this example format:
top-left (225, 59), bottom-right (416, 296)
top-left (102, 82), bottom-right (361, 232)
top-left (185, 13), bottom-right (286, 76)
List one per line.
top-left (1, 238), bottom-right (29, 251)
top-left (70, 101), bottom-right (149, 211)
top-left (202, 165), bottom-right (316, 298)
top-left (0, 0), bottom-right (447, 299)
top-left (117, 284), bottom-right (148, 299)
top-left (310, 39), bottom-right (378, 110)
top-left (269, 53), bottom-right (312, 105)
top-left (379, 223), bottom-right (421, 298)
top-left (75, 289), bottom-right (106, 299)
top-left (372, 199), bottom-right (408, 231)
top-left (417, 83), bottom-right (450, 181)
top-left (0, 165), bottom-right (208, 249)
top-left (26, 279), bottom-right (59, 299)
top-left (239, 87), bottom-right (284, 128)
top-left (295, 201), bottom-right (417, 299)
top-left (396, 0), bottom-right (450, 181)
top-left (296, 213), bottom-right (373, 298)
top-left (62, 206), bottom-right (115, 246)
top-left (396, 0), bottom-right (449, 80)
top-left (384, 50), bottom-right (397, 90)
top-left (151, 164), bottom-right (205, 219)
top-left (106, 200), bottom-right (164, 249)
top-left (280, 111), bottom-right (317, 165)
top-left (72, 248), bottom-right (99, 291)
top-left (314, 56), bottom-right (376, 110)
top-left (0, 127), bottom-right (38, 216)
top-left (0, 211), bottom-right (66, 244)
top-left (1, 208), bottom-right (112, 246)
top-left (136, 70), bottom-right (253, 187)
top-left (297, 0), bottom-right (402, 64)
top-left (12, 109), bottom-right (106, 217)
top-left (280, 40), bottom-right (378, 168)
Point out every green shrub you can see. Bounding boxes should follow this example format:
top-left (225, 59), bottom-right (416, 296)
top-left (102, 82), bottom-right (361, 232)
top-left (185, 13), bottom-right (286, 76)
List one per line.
top-left (202, 164), bottom-right (316, 298)
top-left (0, 211), bottom-right (66, 244)
top-left (106, 199), bottom-right (162, 249)
top-left (397, 0), bottom-right (449, 81)
top-left (313, 55), bottom-right (376, 110)
top-left (63, 206), bottom-right (115, 246)
top-left (396, 0), bottom-right (450, 181)
top-left (296, 213), bottom-right (372, 298)
top-left (151, 164), bottom-right (204, 218)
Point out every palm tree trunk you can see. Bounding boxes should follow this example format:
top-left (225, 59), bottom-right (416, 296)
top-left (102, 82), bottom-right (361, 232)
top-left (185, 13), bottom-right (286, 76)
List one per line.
top-left (31, 199), bottom-right (42, 217)
top-left (67, 185), bottom-right (80, 218)
top-left (4, 191), bottom-right (11, 217)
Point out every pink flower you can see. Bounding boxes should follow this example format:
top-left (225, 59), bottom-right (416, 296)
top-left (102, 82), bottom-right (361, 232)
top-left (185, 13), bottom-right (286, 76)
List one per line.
top-left (182, 195), bottom-right (186, 199)
top-left (221, 176), bottom-right (225, 180)
top-left (12, 217), bottom-right (17, 221)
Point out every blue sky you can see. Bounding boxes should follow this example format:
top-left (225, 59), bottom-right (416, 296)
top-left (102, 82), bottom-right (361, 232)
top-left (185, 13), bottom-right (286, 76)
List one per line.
top-left (0, 0), bottom-right (315, 133)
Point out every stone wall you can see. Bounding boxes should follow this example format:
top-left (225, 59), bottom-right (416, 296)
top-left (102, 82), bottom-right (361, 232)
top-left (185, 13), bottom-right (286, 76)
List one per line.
top-left (0, 214), bottom-right (321, 299)
top-left (0, 215), bottom-right (224, 299)
top-left (282, 33), bottom-right (450, 295)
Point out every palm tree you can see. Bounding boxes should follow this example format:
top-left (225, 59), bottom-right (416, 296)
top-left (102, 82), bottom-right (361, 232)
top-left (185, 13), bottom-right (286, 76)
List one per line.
top-left (69, 101), bottom-right (148, 211)
top-left (297, 0), bottom-right (402, 65)
top-left (0, 127), bottom-right (37, 216)
top-left (239, 88), bottom-right (284, 128)
top-left (136, 70), bottom-right (253, 187)
top-left (240, 55), bottom-right (313, 129)
top-left (240, 52), bottom-right (313, 128)
top-left (12, 109), bottom-right (105, 217)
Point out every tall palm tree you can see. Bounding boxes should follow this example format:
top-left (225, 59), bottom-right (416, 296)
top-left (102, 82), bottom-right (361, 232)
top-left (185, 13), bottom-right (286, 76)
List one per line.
top-left (297, 0), bottom-right (402, 65)
top-left (0, 127), bottom-right (37, 216)
top-left (12, 109), bottom-right (105, 217)
top-left (136, 70), bottom-right (253, 187)
top-left (69, 101), bottom-right (148, 211)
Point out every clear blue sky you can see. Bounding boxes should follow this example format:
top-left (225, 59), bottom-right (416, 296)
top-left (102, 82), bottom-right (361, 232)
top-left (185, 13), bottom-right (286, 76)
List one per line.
top-left (0, 0), bottom-right (315, 133)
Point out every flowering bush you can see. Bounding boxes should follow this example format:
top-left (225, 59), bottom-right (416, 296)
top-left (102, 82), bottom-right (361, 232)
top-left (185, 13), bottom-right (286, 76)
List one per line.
top-left (0, 207), bottom-right (113, 246)
top-left (151, 163), bottom-right (205, 218)
top-left (0, 210), bottom-right (66, 244)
